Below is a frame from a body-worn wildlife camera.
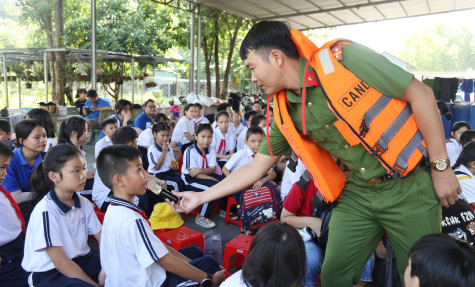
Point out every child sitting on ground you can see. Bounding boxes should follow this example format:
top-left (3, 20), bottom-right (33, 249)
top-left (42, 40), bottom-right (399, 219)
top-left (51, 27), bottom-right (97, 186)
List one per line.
top-left (97, 145), bottom-right (225, 287)
top-left (0, 119), bottom-right (15, 150)
top-left (22, 144), bottom-right (105, 287)
top-left (404, 233), bottom-right (475, 287)
top-left (210, 111), bottom-right (236, 169)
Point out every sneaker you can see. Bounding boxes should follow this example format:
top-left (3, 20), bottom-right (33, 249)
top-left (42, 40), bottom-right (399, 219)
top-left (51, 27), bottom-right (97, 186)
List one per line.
top-left (195, 216), bottom-right (216, 228)
top-left (229, 213), bottom-right (239, 220)
top-left (219, 209), bottom-right (227, 218)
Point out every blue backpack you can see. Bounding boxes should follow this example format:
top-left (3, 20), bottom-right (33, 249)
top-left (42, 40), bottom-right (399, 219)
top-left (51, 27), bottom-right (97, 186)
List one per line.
top-left (238, 183), bottom-right (282, 232)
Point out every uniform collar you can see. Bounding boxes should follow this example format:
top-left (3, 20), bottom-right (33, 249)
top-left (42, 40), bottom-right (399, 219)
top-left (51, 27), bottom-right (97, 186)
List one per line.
top-left (245, 146), bottom-right (255, 158)
top-left (284, 57), bottom-right (319, 104)
top-left (109, 196), bottom-right (144, 213)
top-left (18, 148), bottom-right (44, 167)
top-left (193, 143), bottom-right (209, 155)
top-left (48, 189), bottom-right (81, 214)
top-left (154, 142), bottom-right (163, 152)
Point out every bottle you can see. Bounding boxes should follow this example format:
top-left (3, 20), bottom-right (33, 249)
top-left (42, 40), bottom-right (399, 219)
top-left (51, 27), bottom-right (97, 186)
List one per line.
top-left (177, 136), bottom-right (187, 147)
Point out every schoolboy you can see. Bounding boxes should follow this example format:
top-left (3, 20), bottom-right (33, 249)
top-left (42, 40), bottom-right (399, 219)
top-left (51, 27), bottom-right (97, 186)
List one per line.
top-left (0, 120), bottom-right (15, 150)
top-left (252, 101), bottom-right (263, 114)
top-left (173, 20), bottom-right (459, 286)
top-left (83, 89), bottom-right (112, 130)
top-left (236, 110), bottom-right (258, 151)
top-left (0, 142), bottom-right (29, 287)
top-left (97, 145), bottom-right (225, 287)
top-left (460, 130), bottom-right (475, 147)
top-left (94, 118), bottom-right (118, 162)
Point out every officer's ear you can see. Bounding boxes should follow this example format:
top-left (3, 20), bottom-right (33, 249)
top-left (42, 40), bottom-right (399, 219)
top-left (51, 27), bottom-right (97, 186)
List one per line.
top-left (269, 49), bottom-right (284, 67)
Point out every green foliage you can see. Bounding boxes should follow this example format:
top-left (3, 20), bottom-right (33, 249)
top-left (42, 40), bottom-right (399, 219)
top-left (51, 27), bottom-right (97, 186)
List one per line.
top-left (399, 24), bottom-right (475, 72)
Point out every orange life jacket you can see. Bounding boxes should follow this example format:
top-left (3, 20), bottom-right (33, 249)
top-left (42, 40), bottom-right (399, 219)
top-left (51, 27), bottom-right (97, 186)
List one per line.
top-left (272, 30), bottom-right (427, 202)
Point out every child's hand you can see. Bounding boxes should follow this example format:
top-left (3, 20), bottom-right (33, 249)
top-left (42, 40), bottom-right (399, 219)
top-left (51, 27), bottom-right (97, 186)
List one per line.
top-left (226, 154), bottom-right (232, 160)
top-left (188, 168), bottom-right (200, 177)
top-left (253, 179), bottom-right (264, 190)
top-left (161, 142), bottom-right (168, 152)
top-left (212, 269), bottom-right (226, 287)
top-left (171, 164), bottom-right (178, 170)
top-left (124, 111), bottom-right (132, 124)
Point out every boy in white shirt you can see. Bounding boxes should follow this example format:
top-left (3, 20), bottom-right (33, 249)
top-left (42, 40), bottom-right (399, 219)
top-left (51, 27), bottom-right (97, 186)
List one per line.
top-left (94, 118), bottom-right (118, 168)
top-left (236, 110), bottom-right (258, 151)
top-left (97, 145), bottom-right (225, 287)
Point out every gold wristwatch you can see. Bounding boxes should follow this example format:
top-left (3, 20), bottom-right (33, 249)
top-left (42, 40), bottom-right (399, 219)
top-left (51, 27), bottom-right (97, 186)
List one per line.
top-left (429, 159), bottom-right (450, 171)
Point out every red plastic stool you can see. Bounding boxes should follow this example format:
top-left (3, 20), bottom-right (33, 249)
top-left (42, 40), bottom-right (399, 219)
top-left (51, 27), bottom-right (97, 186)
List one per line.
top-left (222, 234), bottom-right (253, 278)
top-left (156, 226), bottom-right (204, 251)
top-left (224, 197), bottom-right (242, 227)
top-left (93, 205), bottom-right (105, 224)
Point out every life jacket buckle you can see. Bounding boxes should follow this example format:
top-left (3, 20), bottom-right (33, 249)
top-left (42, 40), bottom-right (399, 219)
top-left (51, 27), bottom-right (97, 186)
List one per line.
top-left (389, 166), bottom-right (405, 178)
top-left (371, 145), bottom-right (384, 157)
top-left (359, 119), bottom-right (369, 138)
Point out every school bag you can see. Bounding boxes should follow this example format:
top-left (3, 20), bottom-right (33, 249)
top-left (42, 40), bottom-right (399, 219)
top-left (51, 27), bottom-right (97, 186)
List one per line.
top-left (238, 182), bottom-right (282, 232)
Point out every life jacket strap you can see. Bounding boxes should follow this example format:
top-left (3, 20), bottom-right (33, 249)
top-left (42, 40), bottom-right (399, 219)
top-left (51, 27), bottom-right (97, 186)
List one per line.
top-left (288, 151), bottom-right (299, 172)
top-left (392, 130), bottom-right (427, 176)
top-left (296, 170), bottom-right (312, 191)
top-left (360, 95), bottom-right (392, 137)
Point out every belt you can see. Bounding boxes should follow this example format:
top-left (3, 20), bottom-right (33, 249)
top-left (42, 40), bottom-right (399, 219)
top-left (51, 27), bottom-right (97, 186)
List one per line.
top-left (367, 174), bottom-right (394, 183)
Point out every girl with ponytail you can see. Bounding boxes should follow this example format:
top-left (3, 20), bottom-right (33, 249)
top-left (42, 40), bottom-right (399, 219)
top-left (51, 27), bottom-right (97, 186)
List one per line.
top-left (22, 144), bottom-right (105, 287)
top-left (452, 141), bottom-right (475, 208)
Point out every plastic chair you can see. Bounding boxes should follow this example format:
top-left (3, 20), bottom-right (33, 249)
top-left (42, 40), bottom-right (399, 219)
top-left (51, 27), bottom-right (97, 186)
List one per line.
top-left (93, 205), bottom-right (105, 224)
top-left (155, 226), bottom-right (204, 251)
top-left (224, 196), bottom-right (242, 227)
top-left (222, 234), bottom-right (253, 278)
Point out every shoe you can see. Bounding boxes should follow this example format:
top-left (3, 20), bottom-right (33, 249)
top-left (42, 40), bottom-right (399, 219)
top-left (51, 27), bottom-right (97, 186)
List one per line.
top-left (195, 216), bottom-right (216, 228)
top-left (229, 213), bottom-right (239, 220)
top-left (219, 209), bottom-right (226, 218)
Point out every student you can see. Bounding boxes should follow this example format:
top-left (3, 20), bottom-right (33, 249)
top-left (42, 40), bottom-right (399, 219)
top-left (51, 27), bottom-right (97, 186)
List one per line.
top-left (95, 118), bottom-right (118, 163)
top-left (22, 144), bottom-right (104, 287)
top-left (264, 107), bottom-right (274, 125)
top-left (436, 100), bottom-right (452, 140)
top-left (452, 141), bottom-right (475, 208)
top-left (0, 142), bottom-right (29, 287)
top-left (75, 88), bottom-right (87, 116)
top-left (58, 116), bottom-right (95, 192)
top-left (171, 21), bottom-right (457, 286)
top-left (2, 120), bottom-right (47, 222)
top-left (211, 111), bottom-right (236, 169)
top-left (181, 123), bottom-right (223, 228)
top-left (250, 114), bottom-right (266, 131)
top-left (231, 110), bottom-right (245, 139)
top-left (404, 233), bottom-right (475, 287)
top-left (252, 101), bottom-right (263, 114)
top-left (83, 89), bottom-right (112, 130)
top-left (221, 222), bottom-right (306, 287)
top-left (96, 145), bottom-right (225, 287)
top-left (236, 110), bottom-right (258, 151)
top-left (446, 121), bottom-right (470, 166)
top-left (460, 130), bottom-right (475, 147)
top-left (0, 119), bottom-right (15, 150)
top-left (134, 99), bottom-right (157, 131)
top-left (171, 103), bottom-right (196, 153)
top-left (148, 122), bottom-right (184, 193)
top-left (97, 99), bottom-right (133, 141)
top-left (138, 113), bottom-right (169, 149)
top-left (169, 105), bottom-right (181, 121)
top-left (191, 103), bottom-right (210, 135)
top-left (27, 108), bottom-right (57, 152)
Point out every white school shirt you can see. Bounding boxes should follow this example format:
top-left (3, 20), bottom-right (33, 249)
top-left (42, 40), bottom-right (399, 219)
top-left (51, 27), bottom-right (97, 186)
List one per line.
top-left (236, 126), bottom-right (248, 151)
top-left (280, 159), bottom-right (307, 201)
top-left (147, 143), bottom-right (176, 174)
top-left (101, 197), bottom-right (169, 287)
top-left (171, 117), bottom-right (192, 144)
top-left (0, 189), bottom-right (23, 246)
top-left (138, 127), bottom-right (155, 148)
top-left (190, 116), bottom-right (209, 135)
top-left (221, 270), bottom-right (247, 287)
top-left (446, 138), bottom-right (462, 167)
top-left (233, 123), bottom-right (245, 138)
top-left (181, 144), bottom-right (217, 175)
top-left (455, 165), bottom-right (475, 204)
top-left (224, 146), bottom-right (255, 173)
top-left (92, 169), bottom-right (111, 209)
top-left (94, 135), bottom-right (113, 169)
top-left (45, 137), bottom-right (57, 153)
top-left (22, 190), bottom-right (101, 272)
top-left (211, 127), bottom-right (236, 155)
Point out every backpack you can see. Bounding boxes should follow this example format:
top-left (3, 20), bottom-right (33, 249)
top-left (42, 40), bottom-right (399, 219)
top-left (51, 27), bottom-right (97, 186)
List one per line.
top-left (238, 183), bottom-right (282, 232)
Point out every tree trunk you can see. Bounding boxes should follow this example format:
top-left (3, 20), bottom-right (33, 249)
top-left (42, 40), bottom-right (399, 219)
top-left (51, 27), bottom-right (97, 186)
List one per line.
top-left (52, 0), bottom-right (65, 105)
top-left (222, 18), bottom-right (243, 98)
top-left (202, 36), bottom-right (212, 98)
top-left (43, 0), bottom-right (55, 104)
top-left (214, 20), bottom-right (220, 99)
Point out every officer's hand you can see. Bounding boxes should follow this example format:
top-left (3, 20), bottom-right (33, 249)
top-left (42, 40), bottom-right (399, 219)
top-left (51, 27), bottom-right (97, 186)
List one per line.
top-left (431, 168), bottom-right (460, 208)
top-left (167, 190), bottom-right (202, 213)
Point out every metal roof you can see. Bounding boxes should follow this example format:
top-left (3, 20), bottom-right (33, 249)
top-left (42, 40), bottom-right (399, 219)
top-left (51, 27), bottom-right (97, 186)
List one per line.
top-left (193, 0), bottom-right (475, 30)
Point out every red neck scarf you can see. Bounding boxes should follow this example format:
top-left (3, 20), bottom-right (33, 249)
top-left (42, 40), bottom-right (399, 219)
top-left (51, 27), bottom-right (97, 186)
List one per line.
top-left (1, 186), bottom-right (25, 233)
top-left (218, 139), bottom-right (226, 154)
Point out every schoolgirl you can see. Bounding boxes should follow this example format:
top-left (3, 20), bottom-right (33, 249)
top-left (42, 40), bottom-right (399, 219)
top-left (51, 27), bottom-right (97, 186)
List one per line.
top-left (210, 111), bottom-right (236, 169)
top-left (171, 103), bottom-right (196, 153)
top-left (181, 123), bottom-right (223, 228)
top-left (2, 119), bottom-right (47, 222)
top-left (446, 121), bottom-right (470, 165)
top-left (21, 144), bottom-right (104, 287)
top-left (231, 110), bottom-right (245, 138)
top-left (58, 116), bottom-right (95, 193)
top-left (148, 122), bottom-right (184, 193)
top-left (27, 108), bottom-right (57, 152)
top-left (452, 141), bottom-right (475, 208)
top-left (97, 99), bottom-right (133, 141)
top-left (190, 103), bottom-right (209, 135)
top-left (138, 113), bottom-right (169, 171)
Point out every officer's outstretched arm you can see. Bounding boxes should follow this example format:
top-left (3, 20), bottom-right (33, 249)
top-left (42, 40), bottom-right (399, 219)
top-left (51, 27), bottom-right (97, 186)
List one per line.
top-left (171, 152), bottom-right (280, 213)
top-left (403, 78), bottom-right (460, 207)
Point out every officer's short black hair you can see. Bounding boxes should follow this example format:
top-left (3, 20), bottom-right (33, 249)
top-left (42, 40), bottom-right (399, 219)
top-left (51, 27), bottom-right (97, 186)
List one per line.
top-left (240, 21), bottom-right (299, 62)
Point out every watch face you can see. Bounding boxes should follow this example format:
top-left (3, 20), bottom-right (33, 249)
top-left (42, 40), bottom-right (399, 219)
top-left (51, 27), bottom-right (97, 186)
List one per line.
top-left (435, 160), bottom-right (448, 170)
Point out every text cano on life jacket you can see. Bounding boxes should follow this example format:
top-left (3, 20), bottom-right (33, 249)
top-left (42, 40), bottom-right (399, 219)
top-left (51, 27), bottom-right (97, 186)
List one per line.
top-left (337, 81), bottom-right (371, 112)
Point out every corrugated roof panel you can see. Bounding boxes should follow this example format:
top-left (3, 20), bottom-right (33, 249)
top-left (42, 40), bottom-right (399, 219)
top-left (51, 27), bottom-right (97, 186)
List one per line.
top-left (314, 0), bottom-right (343, 10)
top-left (340, 0), bottom-right (371, 6)
top-left (309, 12), bottom-right (345, 26)
top-left (428, 0), bottom-right (454, 13)
top-left (375, 2), bottom-right (407, 18)
top-left (351, 6), bottom-right (385, 21)
top-left (401, 0), bottom-right (430, 16)
top-left (456, 0), bottom-right (475, 9)
top-left (331, 9), bottom-right (365, 24)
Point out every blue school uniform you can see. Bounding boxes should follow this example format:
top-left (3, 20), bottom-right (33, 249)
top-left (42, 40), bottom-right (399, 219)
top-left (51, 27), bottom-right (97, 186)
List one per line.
top-left (1, 148), bottom-right (45, 193)
top-left (97, 114), bottom-right (132, 141)
top-left (133, 111), bottom-right (153, 131)
top-left (148, 142), bottom-right (184, 193)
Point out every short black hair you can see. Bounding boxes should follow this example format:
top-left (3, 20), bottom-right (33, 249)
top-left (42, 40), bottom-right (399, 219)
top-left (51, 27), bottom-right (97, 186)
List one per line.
top-left (152, 122), bottom-right (170, 134)
top-left (153, 113), bottom-right (168, 123)
top-left (0, 119), bottom-right (10, 134)
top-left (115, 99), bottom-right (133, 114)
top-left (250, 114), bottom-right (266, 127)
top-left (215, 111), bottom-right (230, 122)
top-left (451, 121), bottom-right (470, 133)
top-left (97, 145), bottom-right (142, 190)
top-left (0, 141), bottom-right (13, 158)
top-left (195, 103), bottom-right (203, 110)
top-left (143, 99), bottom-right (155, 108)
top-left (409, 233), bottom-right (475, 287)
top-left (76, 88), bottom-right (87, 99)
top-left (217, 103), bottom-right (230, 112)
top-left (453, 141), bottom-right (475, 169)
top-left (111, 126), bottom-right (138, 145)
top-left (240, 21), bottom-right (299, 62)
top-left (101, 118), bottom-right (118, 130)
top-left (15, 119), bottom-right (45, 146)
top-left (195, 123), bottom-right (213, 136)
top-left (246, 126), bottom-right (265, 140)
top-left (27, 108), bottom-right (55, 138)
top-left (460, 130), bottom-right (475, 147)
top-left (87, 89), bottom-right (98, 98)
top-left (244, 110), bottom-right (258, 122)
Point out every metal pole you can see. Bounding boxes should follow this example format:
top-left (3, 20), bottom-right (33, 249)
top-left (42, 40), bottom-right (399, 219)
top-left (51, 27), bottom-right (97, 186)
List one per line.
top-left (189, 3), bottom-right (195, 93)
top-left (196, 5), bottom-right (201, 94)
top-left (18, 77), bottom-right (21, 108)
top-left (131, 58), bottom-right (135, 104)
top-left (120, 62), bottom-right (124, 99)
top-left (2, 54), bottom-right (8, 107)
top-left (91, 0), bottom-right (97, 90)
top-left (44, 51), bottom-right (48, 102)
